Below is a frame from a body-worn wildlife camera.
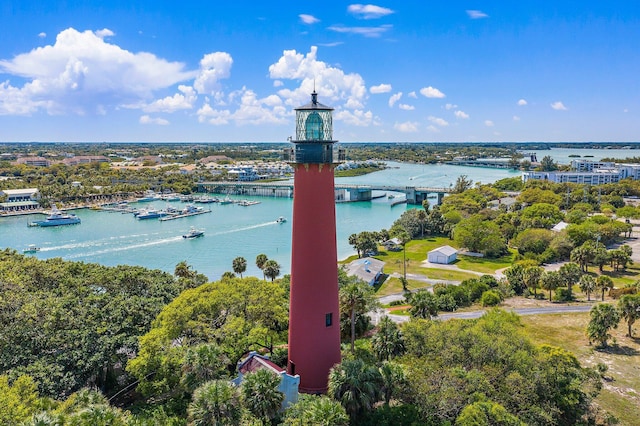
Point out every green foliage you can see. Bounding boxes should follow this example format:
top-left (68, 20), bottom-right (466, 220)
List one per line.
top-left (281, 394), bottom-right (349, 426)
top-left (618, 294), bottom-right (640, 337)
top-left (328, 359), bottom-right (382, 421)
top-left (408, 290), bottom-right (439, 319)
top-left (339, 280), bottom-right (377, 352)
top-left (240, 369), bottom-right (284, 423)
top-left (454, 215), bottom-right (507, 257)
top-left (511, 228), bottom-right (555, 255)
top-left (519, 203), bottom-right (564, 229)
top-left (371, 316), bottom-right (406, 361)
top-left (400, 310), bottom-right (599, 425)
top-left (587, 304), bottom-right (621, 348)
top-left (456, 400), bottom-right (525, 425)
top-left (0, 375), bottom-right (42, 425)
top-left (127, 277), bottom-right (288, 398)
top-left (480, 290), bottom-right (502, 307)
top-left (492, 177), bottom-right (524, 191)
top-left (0, 251), bottom-right (182, 398)
top-left (188, 380), bottom-right (242, 426)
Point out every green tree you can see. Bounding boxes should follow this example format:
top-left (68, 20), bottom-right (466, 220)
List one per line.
top-left (456, 400), bottom-right (524, 426)
top-left (328, 359), bottom-right (382, 421)
top-left (0, 375), bottom-right (40, 425)
top-left (571, 244), bottom-right (593, 273)
top-left (232, 256), bottom-right (247, 278)
top-left (618, 294), bottom-right (640, 337)
top-left (579, 275), bottom-right (596, 301)
top-left (454, 215), bottom-right (506, 257)
top-left (540, 270), bottom-right (561, 301)
top-left (174, 260), bottom-right (195, 279)
top-left (371, 316), bottom-right (405, 361)
top-left (558, 262), bottom-right (582, 300)
top-left (379, 361), bottom-right (406, 406)
top-left (587, 303), bottom-right (620, 348)
top-left (256, 253), bottom-right (268, 280)
top-left (453, 174), bottom-right (473, 193)
top-left (596, 275), bottom-right (614, 301)
top-left (240, 369), bottom-right (284, 424)
top-left (409, 290), bottom-right (439, 319)
top-left (281, 394), bottom-right (349, 426)
top-left (539, 155), bottom-right (558, 171)
top-left (180, 343), bottom-right (230, 392)
top-left (263, 260), bottom-right (281, 282)
top-left (522, 266), bottom-right (543, 297)
top-left (339, 281), bottom-right (376, 352)
top-left (188, 380), bottom-right (242, 426)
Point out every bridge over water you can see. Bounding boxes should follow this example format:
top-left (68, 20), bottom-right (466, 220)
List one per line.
top-left (198, 181), bottom-right (452, 205)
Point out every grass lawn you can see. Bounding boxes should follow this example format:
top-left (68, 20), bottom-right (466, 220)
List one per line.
top-left (454, 250), bottom-right (516, 274)
top-left (521, 312), bottom-right (640, 425)
top-left (375, 277), bottom-right (429, 297)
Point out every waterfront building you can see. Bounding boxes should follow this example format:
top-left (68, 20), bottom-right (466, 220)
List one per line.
top-left (0, 188), bottom-right (40, 212)
top-left (286, 91), bottom-right (344, 393)
top-left (523, 159), bottom-right (640, 184)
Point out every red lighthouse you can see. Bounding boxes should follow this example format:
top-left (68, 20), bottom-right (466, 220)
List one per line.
top-left (286, 91), bottom-right (343, 393)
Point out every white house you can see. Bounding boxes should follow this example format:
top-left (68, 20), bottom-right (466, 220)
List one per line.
top-left (345, 257), bottom-right (385, 286)
top-left (428, 245), bottom-right (458, 264)
top-left (0, 188), bottom-right (40, 212)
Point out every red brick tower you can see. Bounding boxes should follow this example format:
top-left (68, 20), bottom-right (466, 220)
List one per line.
top-left (286, 91), bottom-right (343, 393)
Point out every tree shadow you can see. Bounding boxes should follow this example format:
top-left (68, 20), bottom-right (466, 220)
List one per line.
top-left (597, 344), bottom-right (639, 356)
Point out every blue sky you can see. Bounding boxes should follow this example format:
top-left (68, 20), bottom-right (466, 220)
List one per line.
top-left (1, 1), bottom-right (639, 143)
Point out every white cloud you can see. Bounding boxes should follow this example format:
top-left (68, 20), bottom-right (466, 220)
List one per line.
top-left (0, 27), bottom-right (196, 115)
top-left (408, 91), bottom-right (417, 99)
top-left (454, 110), bottom-right (469, 119)
top-left (426, 125), bottom-right (439, 133)
top-left (398, 104), bottom-right (414, 110)
top-left (268, 46), bottom-right (367, 110)
top-left (38, 32), bottom-right (46, 38)
top-left (347, 4), bottom-right (395, 19)
top-left (299, 14), bottom-right (320, 24)
top-left (428, 116), bottom-right (449, 127)
top-left (444, 103), bottom-right (457, 110)
top-left (197, 87), bottom-right (288, 126)
top-left (334, 108), bottom-right (374, 126)
top-left (484, 120), bottom-right (494, 127)
top-left (517, 98), bottom-right (527, 106)
top-left (466, 10), bottom-right (489, 19)
top-left (394, 121), bottom-right (418, 132)
top-left (513, 115), bottom-right (521, 121)
top-left (193, 52), bottom-right (233, 95)
top-left (95, 28), bottom-right (115, 39)
top-left (140, 115), bottom-right (169, 125)
top-left (370, 83), bottom-right (392, 94)
top-left (318, 41), bottom-right (344, 47)
top-left (551, 101), bottom-right (567, 110)
top-left (144, 85), bottom-right (196, 113)
top-left (273, 80), bottom-right (283, 87)
top-left (388, 92), bottom-right (402, 107)
top-left (420, 86), bottom-right (445, 98)
top-left (327, 24), bottom-right (392, 38)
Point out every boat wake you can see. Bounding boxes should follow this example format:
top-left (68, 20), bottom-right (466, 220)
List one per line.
top-left (66, 236), bottom-right (184, 258)
top-left (211, 221), bottom-right (279, 236)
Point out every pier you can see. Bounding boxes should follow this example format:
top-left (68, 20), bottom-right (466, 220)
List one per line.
top-left (198, 181), bottom-right (451, 205)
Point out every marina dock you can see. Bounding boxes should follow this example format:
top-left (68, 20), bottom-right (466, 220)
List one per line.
top-left (159, 210), bottom-right (211, 221)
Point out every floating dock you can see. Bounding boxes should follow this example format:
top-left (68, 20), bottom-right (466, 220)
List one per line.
top-left (159, 210), bottom-right (212, 221)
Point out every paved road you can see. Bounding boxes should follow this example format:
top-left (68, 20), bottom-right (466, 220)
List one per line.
top-left (382, 304), bottom-right (594, 324)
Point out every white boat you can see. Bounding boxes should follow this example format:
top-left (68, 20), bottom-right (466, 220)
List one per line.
top-left (23, 244), bottom-right (40, 254)
top-left (136, 208), bottom-right (168, 220)
top-left (276, 216), bottom-right (287, 224)
top-left (183, 227), bottom-right (204, 239)
top-left (29, 205), bottom-right (81, 227)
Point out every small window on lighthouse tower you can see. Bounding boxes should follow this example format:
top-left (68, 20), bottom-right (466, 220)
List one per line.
top-left (325, 313), bottom-right (333, 327)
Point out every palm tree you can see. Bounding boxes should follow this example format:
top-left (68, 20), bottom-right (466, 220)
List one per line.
top-left (232, 256), bottom-right (247, 278)
top-left (328, 359), bottom-right (382, 421)
top-left (558, 262), bottom-right (582, 300)
top-left (618, 294), bottom-right (640, 337)
top-left (596, 275), bottom-right (614, 301)
top-left (379, 361), bottom-right (405, 405)
top-left (256, 253), bottom-right (268, 280)
top-left (339, 282), bottom-right (375, 352)
top-left (263, 260), bottom-right (281, 282)
top-left (371, 316), bottom-right (405, 361)
top-left (180, 343), bottom-right (230, 392)
top-left (579, 275), bottom-right (596, 301)
top-left (409, 289), bottom-right (439, 319)
top-left (571, 245), bottom-right (593, 273)
top-left (174, 260), bottom-right (194, 279)
top-left (522, 266), bottom-right (543, 297)
top-left (540, 271), bottom-right (562, 302)
top-left (240, 369), bottom-right (284, 423)
top-left (188, 380), bottom-right (242, 426)
top-left (281, 395), bottom-right (349, 426)
top-left (587, 303), bottom-right (620, 348)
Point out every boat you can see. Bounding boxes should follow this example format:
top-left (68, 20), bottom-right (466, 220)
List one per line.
top-left (182, 227), bottom-right (204, 239)
top-left (276, 216), bottom-right (287, 224)
top-left (219, 196), bottom-right (233, 205)
top-left (194, 195), bottom-right (218, 204)
top-left (136, 190), bottom-right (160, 202)
top-left (136, 208), bottom-right (168, 220)
top-left (28, 205), bottom-right (81, 227)
top-left (387, 194), bottom-right (395, 199)
top-left (23, 244), bottom-right (40, 254)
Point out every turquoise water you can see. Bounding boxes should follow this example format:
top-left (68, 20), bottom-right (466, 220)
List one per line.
top-left (524, 147), bottom-right (640, 165)
top-left (1, 161), bottom-right (519, 280)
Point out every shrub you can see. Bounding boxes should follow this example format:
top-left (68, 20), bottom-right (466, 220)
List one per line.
top-left (480, 290), bottom-right (502, 307)
top-left (553, 287), bottom-right (573, 302)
